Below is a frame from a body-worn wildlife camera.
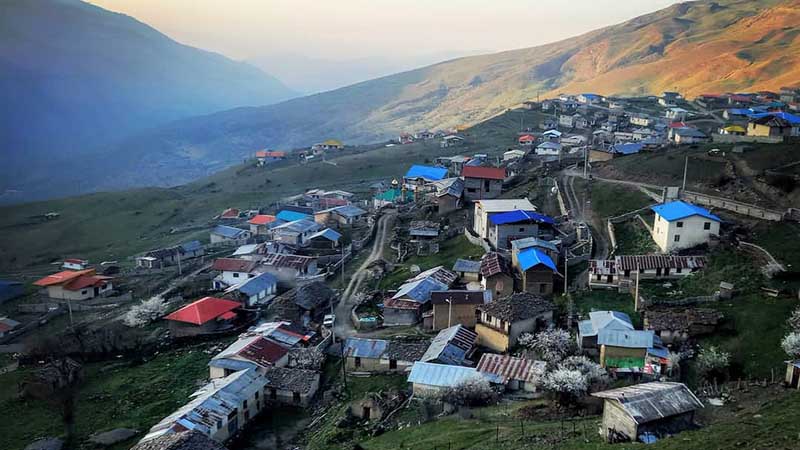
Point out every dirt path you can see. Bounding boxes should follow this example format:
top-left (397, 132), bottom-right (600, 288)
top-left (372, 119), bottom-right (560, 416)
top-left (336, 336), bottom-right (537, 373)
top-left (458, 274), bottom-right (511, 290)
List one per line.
top-left (334, 211), bottom-right (396, 337)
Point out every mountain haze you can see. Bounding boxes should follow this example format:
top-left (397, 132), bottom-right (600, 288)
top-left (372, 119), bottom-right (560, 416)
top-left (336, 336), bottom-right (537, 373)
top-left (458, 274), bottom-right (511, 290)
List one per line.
top-left (0, 0), bottom-right (294, 194)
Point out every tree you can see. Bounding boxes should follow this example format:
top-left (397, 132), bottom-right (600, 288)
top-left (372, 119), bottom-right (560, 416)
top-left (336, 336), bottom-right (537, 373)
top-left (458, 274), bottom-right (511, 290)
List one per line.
top-left (289, 348), bottom-right (325, 370)
top-left (788, 308), bottom-right (800, 333)
top-left (696, 346), bottom-right (730, 382)
top-left (439, 376), bottom-right (497, 407)
top-left (521, 329), bottom-right (576, 366)
top-left (559, 355), bottom-right (607, 385)
top-left (123, 296), bottom-right (168, 327)
top-left (542, 368), bottom-right (588, 407)
top-left (782, 332), bottom-right (800, 360)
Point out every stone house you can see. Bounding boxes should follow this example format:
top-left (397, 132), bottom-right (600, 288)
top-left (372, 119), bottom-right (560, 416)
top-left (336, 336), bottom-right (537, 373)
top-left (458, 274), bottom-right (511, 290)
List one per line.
top-left (461, 166), bottom-right (505, 201)
top-left (480, 252), bottom-right (515, 299)
top-left (429, 290), bottom-right (490, 331)
top-left (475, 292), bottom-right (554, 352)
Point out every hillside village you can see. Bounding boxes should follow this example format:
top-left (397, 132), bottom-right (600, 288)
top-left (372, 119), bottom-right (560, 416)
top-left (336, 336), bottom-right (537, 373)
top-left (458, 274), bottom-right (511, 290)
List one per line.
top-left (1, 88), bottom-right (800, 450)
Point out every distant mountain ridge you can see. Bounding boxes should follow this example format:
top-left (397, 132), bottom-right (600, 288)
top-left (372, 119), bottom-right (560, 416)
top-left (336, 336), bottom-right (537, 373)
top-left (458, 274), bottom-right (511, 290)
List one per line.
top-left (0, 0), bottom-right (295, 194)
top-left (6, 0), bottom-right (800, 201)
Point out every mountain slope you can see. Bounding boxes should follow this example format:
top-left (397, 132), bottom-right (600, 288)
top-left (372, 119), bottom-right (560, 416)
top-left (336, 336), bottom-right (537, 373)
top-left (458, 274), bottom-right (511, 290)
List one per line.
top-left (0, 0), bottom-right (294, 176)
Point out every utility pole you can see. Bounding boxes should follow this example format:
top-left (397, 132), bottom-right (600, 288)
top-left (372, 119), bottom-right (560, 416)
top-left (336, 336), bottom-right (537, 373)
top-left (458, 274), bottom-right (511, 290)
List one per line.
top-left (446, 297), bottom-right (453, 328)
top-left (177, 251), bottom-right (182, 276)
top-left (634, 264), bottom-right (641, 312)
top-left (682, 155), bottom-right (689, 191)
top-left (583, 146), bottom-right (589, 178)
top-left (563, 254), bottom-right (569, 293)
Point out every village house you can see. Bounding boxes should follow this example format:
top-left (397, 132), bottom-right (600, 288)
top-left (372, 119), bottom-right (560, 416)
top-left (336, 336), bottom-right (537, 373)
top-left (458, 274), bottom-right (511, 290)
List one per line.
top-left (407, 362), bottom-right (485, 397)
top-left (503, 149), bottom-right (526, 161)
top-left (513, 247), bottom-right (560, 295)
top-left (62, 258), bottom-right (90, 270)
top-left (420, 324), bottom-right (478, 366)
top-left (314, 205), bottom-right (367, 227)
top-left (248, 215), bottom-right (276, 235)
top-left (472, 198), bottom-right (537, 239)
top-left (409, 220), bottom-right (441, 255)
top-left (383, 267), bottom-right (455, 326)
top-left (589, 255), bottom-right (707, 288)
top-left (746, 112), bottom-right (800, 138)
top-left (461, 166), bottom-right (506, 201)
top-left (650, 201), bottom-right (721, 252)
top-left (33, 268), bottom-right (113, 301)
top-left (577, 310), bottom-right (634, 352)
top-left (643, 308), bottom-right (723, 345)
top-left (475, 292), bottom-right (554, 352)
top-left (577, 93), bottom-right (602, 104)
top-left (305, 228), bottom-right (342, 249)
top-left (598, 328), bottom-right (655, 370)
top-left (0, 317), bottom-right (21, 338)
top-left (403, 165), bottom-right (449, 192)
top-left (164, 297), bottom-right (243, 338)
top-left (486, 209), bottom-right (555, 250)
top-left (349, 391), bottom-right (406, 422)
top-left (268, 281), bottom-right (335, 325)
top-left (428, 290), bottom-right (491, 331)
top-left (476, 353), bottom-right (546, 393)
top-left (276, 209), bottom-right (313, 223)
top-left (139, 368), bottom-right (267, 444)
top-left (535, 141), bottom-right (562, 156)
top-left (343, 337), bottom-right (428, 372)
top-left (209, 335), bottom-right (289, 379)
top-left (786, 361), bottom-right (800, 390)
top-left (440, 134), bottom-right (465, 148)
top-left (592, 382), bottom-right (703, 443)
top-left (231, 243), bottom-right (268, 260)
top-left (136, 241), bottom-right (205, 269)
top-left (452, 259), bottom-right (482, 283)
top-left (433, 177), bottom-right (464, 215)
top-left (480, 252), bottom-right (515, 299)
top-left (130, 430), bottom-right (226, 450)
top-left (224, 272), bottom-right (278, 307)
top-left (665, 107), bottom-right (688, 121)
top-left (211, 258), bottom-right (258, 290)
top-left (312, 139), bottom-right (344, 151)
top-left (518, 134), bottom-right (536, 146)
top-left (210, 225), bottom-right (252, 245)
top-left (263, 366), bottom-right (320, 406)
top-left (270, 219), bottom-right (323, 247)
top-left (672, 127), bottom-right (708, 145)
top-left (511, 237), bottom-right (559, 264)
top-left (541, 129), bottom-right (562, 141)
top-left (259, 253), bottom-right (319, 285)
top-left (255, 150), bottom-right (287, 166)
top-left (218, 208), bottom-right (241, 221)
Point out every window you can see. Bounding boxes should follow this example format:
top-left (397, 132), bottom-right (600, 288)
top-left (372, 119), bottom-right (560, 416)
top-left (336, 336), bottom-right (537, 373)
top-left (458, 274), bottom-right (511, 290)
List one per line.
top-left (484, 179), bottom-right (490, 191)
top-left (293, 392), bottom-right (301, 403)
top-left (676, 221), bottom-right (684, 228)
top-left (539, 283), bottom-right (546, 293)
top-left (467, 188), bottom-right (477, 193)
top-left (243, 400), bottom-right (248, 409)
top-left (519, 228), bottom-right (525, 233)
top-left (255, 391), bottom-right (259, 399)
top-left (81, 290), bottom-right (87, 295)
top-left (676, 268), bottom-right (682, 274)
top-left (354, 357), bottom-right (361, 368)
top-left (270, 388), bottom-right (277, 400)
top-left (674, 235), bottom-right (681, 242)
top-left (704, 222), bottom-right (711, 230)
top-left (216, 420), bottom-right (223, 429)
top-left (233, 272), bottom-right (240, 278)
top-left (389, 359), bottom-right (397, 370)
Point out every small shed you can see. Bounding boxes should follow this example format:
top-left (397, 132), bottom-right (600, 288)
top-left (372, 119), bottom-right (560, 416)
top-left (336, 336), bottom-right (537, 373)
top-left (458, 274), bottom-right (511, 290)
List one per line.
top-left (592, 382), bottom-right (703, 443)
top-left (786, 361), bottom-right (800, 390)
top-left (407, 362), bottom-right (484, 397)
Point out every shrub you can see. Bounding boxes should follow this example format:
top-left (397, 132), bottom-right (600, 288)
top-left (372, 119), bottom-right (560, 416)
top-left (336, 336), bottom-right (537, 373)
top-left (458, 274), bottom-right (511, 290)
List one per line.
top-left (781, 332), bottom-right (800, 360)
top-left (520, 329), bottom-right (576, 366)
top-left (696, 345), bottom-right (730, 382)
top-left (542, 368), bottom-right (588, 407)
top-left (439, 376), bottom-right (497, 407)
top-left (123, 297), bottom-right (168, 327)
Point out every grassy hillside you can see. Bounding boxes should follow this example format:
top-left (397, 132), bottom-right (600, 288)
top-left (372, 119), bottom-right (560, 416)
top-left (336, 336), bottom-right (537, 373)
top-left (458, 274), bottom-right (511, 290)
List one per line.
top-left (73, 0), bottom-right (800, 194)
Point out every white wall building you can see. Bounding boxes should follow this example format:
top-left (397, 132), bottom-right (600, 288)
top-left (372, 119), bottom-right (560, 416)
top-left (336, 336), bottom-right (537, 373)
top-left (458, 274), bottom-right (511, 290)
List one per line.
top-left (650, 201), bottom-right (721, 252)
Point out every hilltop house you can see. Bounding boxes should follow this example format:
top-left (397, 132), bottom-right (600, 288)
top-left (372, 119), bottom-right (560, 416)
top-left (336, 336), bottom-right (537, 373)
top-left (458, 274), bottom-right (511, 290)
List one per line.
top-left (209, 335), bottom-right (289, 379)
top-left (672, 127), bottom-right (708, 145)
top-left (248, 215), bottom-right (277, 235)
top-left (343, 337), bottom-right (428, 373)
top-left (312, 139), bottom-right (344, 151)
top-left (650, 201), bottom-right (721, 252)
top-left (136, 241), bottom-right (205, 269)
top-left (461, 166), bottom-right (506, 201)
top-left (259, 253), bottom-right (319, 285)
top-left (643, 308), bottom-right (723, 345)
top-left (589, 255), bottom-right (707, 288)
top-left (34, 269), bottom-right (113, 301)
top-left (434, 177), bottom-right (464, 215)
top-left (747, 113), bottom-right (800, 138)
top-left (452, 259), bottom-right (482, 283)
top-left (480, 252), bottom-right (515, 299)
top-left (518, 134), bottom-right (536, 146)
top-left (407, 362), bottom-right (486, 397)
top-left (404, 165), bottom-right (448, 192)
top-left (598, 328), bottom-right (655, 370)
top-left (314, 205), bottom-right (368, 227)
top-left (276, 209), bottom-right (312, 223)
top-left (440, 134), bottom-right (465, 148)
top-left (535, 141), bottom-right (562, 156)
top-left (486, 210), bottom-right (555, 250)
top-left (504, 149), bottom-right (527, 161)
top-left (593, 382), bottom-right (703, 443)
top-left (164, 297), bottom-right (243, 338)
top-left (255, 150), bottom-right (287, 166)
top-left (472, 199), bottom-right (536, 239)
top-left (510, 237), bottom-right (559, 264)
top-left (428, 290), bottom-right (491, 331)
top-left (383, 267), bottom-right (456, 326)
top-left (210, 225), bottom-right (252, 245)
top-left (475, 292), bottom-right (554, 352)
top-left (271, 219), bottom-right (322, 247)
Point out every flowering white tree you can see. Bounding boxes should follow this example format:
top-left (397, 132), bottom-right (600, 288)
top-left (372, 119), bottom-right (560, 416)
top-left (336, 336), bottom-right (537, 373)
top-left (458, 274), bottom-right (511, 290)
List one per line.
top-left (289, 348), bottom-right (325, 370)
top-left (123, 297), bottom-right (168, 327)
top-left (782, 332), bottom-right (800, 360)
top-left (789, 308), bottom-right (800, 332)
top-left (542, 368), bottom-right (588, 407)
top-left (439, 376), bottom-right (496, 407)
top-left (559, 356), bottom-right (607, 385)
top-left (666, 352), bottom-right (684, 376)
top-left (696, 346), bottom-right (730, 382)
top-left (524, 329), bottom-right (575, 365)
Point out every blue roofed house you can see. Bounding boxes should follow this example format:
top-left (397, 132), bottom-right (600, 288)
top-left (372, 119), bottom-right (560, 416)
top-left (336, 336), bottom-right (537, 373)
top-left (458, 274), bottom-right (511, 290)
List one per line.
top-left (306, 228), bottom-right (342, 249)
top-left (487, 209), bottom-right (556, 249)
top-left (407, 361), bottom-right (487, 397)
top-left (650, 201), bottom-right (721, 252)
top-left (271, 219), bottom-right (322, 247)
top-left (210, 225), bottom-right (252, 245)
top-left (0, 280), bottom-right (24, 304)
top-left (511, 237), bottom-right (559, 263)
top-left (513, 247), bottom-right (560, 295)
top-left (383, 266), bottom-right (457, 326)
top-left (452, 259), bottom-right (482, 283)
top-left (343, 337), bottom-right (428, 372)
top-left (314, 205), bottom-right (368, 227)
top-left (420, 324), bottom-right (477, 366)
top-left (577, 311), bottom-right (634, 352)
top-left (225, 272), bottom-right (278, 307)
top-left (276, 210), bottom-right (312, 223)
top-left (403, 165), bottom-right (448, 193)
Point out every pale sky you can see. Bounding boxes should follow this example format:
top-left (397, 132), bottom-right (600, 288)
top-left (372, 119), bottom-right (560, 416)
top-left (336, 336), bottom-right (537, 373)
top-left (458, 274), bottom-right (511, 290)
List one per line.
top-left (89, 0), bottom-right (685, 92)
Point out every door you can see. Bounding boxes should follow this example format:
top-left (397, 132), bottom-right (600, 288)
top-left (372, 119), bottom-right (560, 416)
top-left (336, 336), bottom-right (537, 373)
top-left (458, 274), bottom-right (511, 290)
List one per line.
top-left (389, 359), bottom-right (397, 370)
top-left (93, 287), bottom-right (100, 296)
top-left (362, 406), bottom-right (371, 419)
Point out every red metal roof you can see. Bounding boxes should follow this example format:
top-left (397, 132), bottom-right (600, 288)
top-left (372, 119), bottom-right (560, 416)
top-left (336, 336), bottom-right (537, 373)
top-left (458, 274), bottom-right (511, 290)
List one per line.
top-left (164, 297), bottom-right (241, 325)
top-left (64, 275), bottom-right (112, 291)
top-left (461, 166), bottom-right (506, 180)
top-left (518, 134), bottom-right (535, 142)
top-left (220, 208), bottom-right (240, 219)
top-left (34, 269), bottom-right (96, 287)
top-left (212, 258), bottom-right (257, 273)
top-left (248, 214), bottom-right (276, 225)
top-left (238, 336), bottom-right (288, 366)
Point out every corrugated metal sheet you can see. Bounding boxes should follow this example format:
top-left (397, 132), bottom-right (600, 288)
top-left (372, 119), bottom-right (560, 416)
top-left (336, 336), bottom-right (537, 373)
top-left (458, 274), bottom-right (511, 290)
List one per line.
top-left (516, 247), bottom-right (557, 272)
top-left (407, 362), bottom-right (482, 388)
top-left (452, 259), bottom-right (481, 273)
top-left (598, 329), bottom-right (654, 348)
top-left (476, 354), bottom-right (546, 384)
top-left (615, 255), bottom-right (707, 272)
top-left (404, 165), bottom-right (448, 181)
top-left (650, 201), bottom-right (720, 222)
top-left (489, 210), bottom-right (555, 226)
top-left (343, 337), bottom-right (389, 359)
top-left (392, 278), bottom-right (448, 303)
top-left (592, 382), bottom-right (703, 424)
top-left (420, 325), bottom-right (477, 366)
top-left (511, 237), bottom-right (558, 253)
top-left (211, 225), bottom-right (248, 238)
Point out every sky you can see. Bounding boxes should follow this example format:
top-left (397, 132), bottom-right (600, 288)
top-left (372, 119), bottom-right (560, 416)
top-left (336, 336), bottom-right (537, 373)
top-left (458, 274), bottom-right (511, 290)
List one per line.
top-left (89, 0), bottom-right (684, 93)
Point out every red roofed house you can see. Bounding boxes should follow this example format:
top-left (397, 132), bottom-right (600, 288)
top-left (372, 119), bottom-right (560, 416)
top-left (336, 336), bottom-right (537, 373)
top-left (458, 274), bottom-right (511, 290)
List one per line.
top-left (209, 335), bottom-right (289, 378)
top-left (164, 297), bottom-right (242, 337)
top-left (34, 268), bottom-right (113, 301)
top-left (248, 214), bottom-right (276, 235)
top-left (518, 134), bottom-right (535, 146)
top-left (256, 150), bottom-right (287, 166)
top-left (462, 166), bottom-right (506, 201)
top-left (219, 208), bottom-right (240, 220)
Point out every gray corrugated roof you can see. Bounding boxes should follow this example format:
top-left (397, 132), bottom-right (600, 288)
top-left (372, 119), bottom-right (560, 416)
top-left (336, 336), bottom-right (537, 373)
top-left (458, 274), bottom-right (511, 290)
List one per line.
top-left (407, 362), bottom-right (482, 388)
top-left (343, 337), bottom-right (389, 359)
top-left (452, 259), bottom-right (481, 273)
top-left (598, 329), bottom-right (654, 348)
top-left (592, 382), bottom-right (703, 424)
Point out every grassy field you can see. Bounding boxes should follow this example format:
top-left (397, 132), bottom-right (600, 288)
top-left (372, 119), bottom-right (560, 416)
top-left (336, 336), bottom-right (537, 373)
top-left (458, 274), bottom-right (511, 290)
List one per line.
top-left (752, 221), bottom-right (800, 270)
top-left (0, 345), bottom-right (212, 450)
top-left (570, 290), bottom-right (641, 328)
top-left (583, 180), bottom-right (653, 219)
top-left (613, 219), bottom-right (657, 255)
top-left (379, 235), bottom-right (485, 289)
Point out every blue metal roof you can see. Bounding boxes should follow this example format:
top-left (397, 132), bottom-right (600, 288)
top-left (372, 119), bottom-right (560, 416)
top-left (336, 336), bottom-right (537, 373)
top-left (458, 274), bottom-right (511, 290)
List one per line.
top-left (276, 210), bottom-right (311, 222)
top-left (598, 329), bottom-right (654, 348)
top-left (333, 205), bottom-right (367, 218)
top-left (392, 277), bottom-right (449, 303)
top-left (407, 362), bottom-right (482, 388)
top-left (180, 240), bottom-right (203, 252)
top-left (510, 237), bottom-right (558, 253)
top-left (750, 111), bottom-right (800, 125)
top-left (650, 201), bottom-right (721, 222)
top-left (343, 337), bottom-right (388, 359)
top-left (452, 259), bottom-right (481, 273)
top-left (726, 108), bottom-right (751, 116)
top-left (273, 219), bottom-right (320, 233)
top-left (517, 247), bottom-right (558, 272)
top-left (212, 225), bottom-right (248, 238)
top-left (308, 228), bottom-right (342, 242)
top-left (208, 358), bottom-right (258, 372)
top-left (489, 210), bottom-right (555, 226)
top-left (236, 272), bottom-right (277, 296)
top-left (420, 325), bottom-right (476, 366)
top-left (611, 142), bottom-right (644, 155)
top-left (405, 165), bottom-right (448, 181)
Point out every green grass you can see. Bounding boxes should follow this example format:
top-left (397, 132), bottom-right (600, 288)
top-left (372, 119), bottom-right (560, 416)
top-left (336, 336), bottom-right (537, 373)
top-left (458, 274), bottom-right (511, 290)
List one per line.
top-left (570, 290), bottom-right (641, 328)
top-left (585, 180), bottom-right (653, 219)
top-left (752, 221), bottom-right (800, 270)
top-left (0, 346), bottom-right (212, 450)
top-left (379, 235), bottom-right (484, 289)
top-left (614, 219), bottom-right (657, 255)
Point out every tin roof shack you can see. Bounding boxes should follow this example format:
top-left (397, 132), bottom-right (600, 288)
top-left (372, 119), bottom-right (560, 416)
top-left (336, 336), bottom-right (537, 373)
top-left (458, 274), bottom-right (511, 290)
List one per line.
top-left (420, 324), bottom-right (478, 366)
top-left (130, 430), bottom-right (227, 450)
top-left (140, 368), bottom-right (267, 444)
top-left (452, 259), bottom-right (482, 283)
top-left (209, 335), bottom-right (289, 378)
top-left (263, 366), bottom-right (320, 407)
top-left (513, 247), bottom-right (560, 295)
top-left (429, 290), bottom-right (491, 331)
top-left (480, 252), bottom-right (515, 299)
top-left (476, 293), bottom-right (555, 353)
top-left (407, 362), bottom-right (485, 397)
top-left (384, 267), bottom-right (456, 326)
top-left (224, 273), bottom-right (278, 307)
top-left (592, 382), bottom-right (703, 443)
top-left (137, 241), bottom-right (205, 269)
top-left (577, 311), bottom-right (634, 352)
top-left (33, 268), bottom-right (114, 301)
top-left (589, 255), bottom-right (707, 289)
top-left (598, 329), bottom-right (655, 370)
top-left (643, 308), bottom-right (723, 345)
top-left (461, 166), bottom-right (506, 201)
top-left (409, 221), bottom-right (441, 256)
top-left (349, 391), bottom-right (406, 421)
top-left (786, 361), bottom-right (800, 390)
top-left (268, 282), bottom-right (336, 325)
top-left (164, 297), bottom-right (244, 338)
top-left (259, 253), bottom-right (319, 287)
top-left (210, 225), bottom-right (252, 245)
top-left (433, 178), bottom-right (464, 215)
top-left (487, 210), bottom-right (556, 250)
top-left (476, 354), bottom-right (546, 393)
top-left (343, 337), bottom-right (427, 372)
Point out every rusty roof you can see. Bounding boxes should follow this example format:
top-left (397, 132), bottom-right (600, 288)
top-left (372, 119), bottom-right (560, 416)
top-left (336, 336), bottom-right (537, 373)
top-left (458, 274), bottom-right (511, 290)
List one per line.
top-left (592, 382), bottom-right (703, 424)
top-left (480, 252), bottom-right (511, 277)
top-left (476, 354), bottom-right (546, 384)
top-left (212, 258), bottom-right (257, 273)
top-left (261, 253), bottom-right (316, 270)
top-left (614, 255), bottom-right (706, 272)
